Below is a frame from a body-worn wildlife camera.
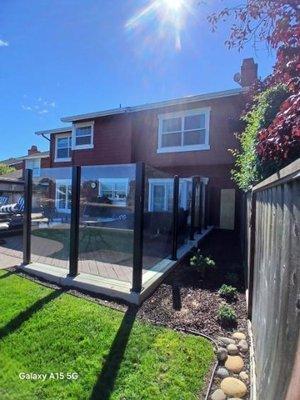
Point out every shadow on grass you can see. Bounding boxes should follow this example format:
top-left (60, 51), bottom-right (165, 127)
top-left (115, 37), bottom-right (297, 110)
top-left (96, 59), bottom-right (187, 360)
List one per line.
top-left (0, 288), bottom-right (65, 341)
top-left (0, 270), bottom-right (16, 280)
top-left (90, 305), bottom-right (138, 400)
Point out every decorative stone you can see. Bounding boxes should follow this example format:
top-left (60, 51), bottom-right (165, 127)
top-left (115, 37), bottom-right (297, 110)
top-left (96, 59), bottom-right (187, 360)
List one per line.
top-left (221, 377), bottom-right (247, 397)
top-left (238, 339), bottom-right (248, 353)
top-left (232, 332), bottom-right (246, 341)
top-left (218, 336), bottom-right (235, 346)
top-left (216, 347), bottom-right (228, 362)
top-left (227, 343), bottom-right (239, 355)
top-left (225, 355), bottom-right (244, 373)
top-left (216, 367), bottom-right (229, 379)
top-left (239, 371), bottom-right (249, 382)
top-left (211, 389), bottom-right (226, 400)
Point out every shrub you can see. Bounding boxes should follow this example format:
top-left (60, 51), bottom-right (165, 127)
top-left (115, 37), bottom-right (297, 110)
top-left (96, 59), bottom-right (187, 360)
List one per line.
top-left (190, 250), bottom-right (215, 278)
top-left (219, 284), bottom-right (237, 301)
top-left (218, 304), bottom-right (237, 325)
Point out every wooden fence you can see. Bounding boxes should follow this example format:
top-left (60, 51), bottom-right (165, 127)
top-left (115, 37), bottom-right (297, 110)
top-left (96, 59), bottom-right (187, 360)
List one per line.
top-left (244, 159), bottom-right (300, 400)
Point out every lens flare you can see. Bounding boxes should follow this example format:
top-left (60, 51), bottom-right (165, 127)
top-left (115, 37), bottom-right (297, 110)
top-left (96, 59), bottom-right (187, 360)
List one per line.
top-left (125, 0), bottom-right (194, 51)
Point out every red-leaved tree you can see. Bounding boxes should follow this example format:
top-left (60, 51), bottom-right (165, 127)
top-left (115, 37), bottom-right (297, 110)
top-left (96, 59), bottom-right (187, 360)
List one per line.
top-left (208, 0), bottom-right (300, 164)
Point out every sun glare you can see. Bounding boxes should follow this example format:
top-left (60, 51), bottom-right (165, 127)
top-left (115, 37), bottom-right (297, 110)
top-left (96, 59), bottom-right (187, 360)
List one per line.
top-left (125, 0), bottom-right (194, 51)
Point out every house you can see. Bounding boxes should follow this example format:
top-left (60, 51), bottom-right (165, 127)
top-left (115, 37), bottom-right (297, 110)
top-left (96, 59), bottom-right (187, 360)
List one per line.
top-left (0, 145), bottom-right (50, 179)
top-left (34, 58), bottom-right (258, 231)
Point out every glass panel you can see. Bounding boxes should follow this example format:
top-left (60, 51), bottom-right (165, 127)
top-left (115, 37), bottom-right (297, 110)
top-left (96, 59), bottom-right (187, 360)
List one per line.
top-left (76, 135), bottom-right (91, 146)
top-left (184, 114), bottom-right (205, 130)
top-left (162, 117), bottom-right (181, 132)
top-left (76, 126), bottom-right (91, 137)
top-left (178, 178), bottom-right (192, 246)
top-left (78, 164), bottom-right (136, 284)
top-left (57, 148), bottom-right (69, 159)
top-left (0, 181), bottom-right (24, 258)
top-left (31, 167), bottom-right (72, 270)
top-left (143, 166), bottom-right (174, 282)
top-left (161, 132), bottom-right (181, 147)
top-left (183, 129), bottom-right (205, 146)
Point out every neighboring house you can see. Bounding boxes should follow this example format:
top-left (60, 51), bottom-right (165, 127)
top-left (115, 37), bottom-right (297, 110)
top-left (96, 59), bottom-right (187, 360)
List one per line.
top-left (0, 146), bottom-right (50, 179)
top-left (34, 58), bottom-right (258, 230)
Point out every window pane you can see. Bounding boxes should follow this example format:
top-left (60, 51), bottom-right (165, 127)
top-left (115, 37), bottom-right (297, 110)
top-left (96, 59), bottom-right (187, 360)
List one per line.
top-left (76, 126), bottom-right (91, 137)
top-left (57, 148), bottom-right (69, 159)
top-left (183, 129), bottom-right (206, 145)
top-left (153, 185), bottom-right (165, 211)
top-left (76, 135), bottom-right (91, 146)
top-left (57, 137), bottom-right (69, 148)
top-left (162, 117), bottom-right (181, 133)
top-left (161, 132), bottom-right (181, 147)
top-left (184, 114), bottom-right (205, 130)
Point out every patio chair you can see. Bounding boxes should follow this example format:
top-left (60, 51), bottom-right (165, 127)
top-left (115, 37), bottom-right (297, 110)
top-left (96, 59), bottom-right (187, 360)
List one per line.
top-left (0, 196), bottom-right (24, 215)
top-left (0, 195), bottom-right (9, 206)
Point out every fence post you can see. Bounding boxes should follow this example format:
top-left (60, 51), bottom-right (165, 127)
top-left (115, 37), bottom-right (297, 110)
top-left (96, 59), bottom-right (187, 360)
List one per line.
top-left (69, 166), bottom-right (81, 277)
top-left (171, 175), bottom-right (179, 260)
top-left (247, 191), bottom-right (257, 319)
top-left (189, 176), bottom-right (197, 241)
top-left (132, 162), bottom-right (145, 293)
top-left (23, 169), bottom-right (32, 265)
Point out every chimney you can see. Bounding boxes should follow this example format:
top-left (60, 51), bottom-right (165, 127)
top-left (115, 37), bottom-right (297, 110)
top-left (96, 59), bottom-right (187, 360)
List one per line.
top-left (234, 58), bottom-right (258, 87)
top-left (28, 145), bottom-right (39, 155)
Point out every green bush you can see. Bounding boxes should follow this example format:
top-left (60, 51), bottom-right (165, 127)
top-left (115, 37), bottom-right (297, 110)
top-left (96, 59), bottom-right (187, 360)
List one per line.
top-left (231, 85), bottom-right (289, 191)
top-left (219, 284), bottom-right (237, 301)
top-left (218, 304), bottom-right (237, 325)
top-left (190, 250), bottom-right (216, 279)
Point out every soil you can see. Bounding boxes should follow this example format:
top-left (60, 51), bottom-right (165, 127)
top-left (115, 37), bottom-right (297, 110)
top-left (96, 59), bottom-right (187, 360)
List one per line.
top-left (138, 229), bottom-right (247, 339)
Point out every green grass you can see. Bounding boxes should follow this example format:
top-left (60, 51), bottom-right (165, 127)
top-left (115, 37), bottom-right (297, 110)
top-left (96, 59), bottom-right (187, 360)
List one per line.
top-left (0, 270), bottom-right (214, 400)
top-left (32, 227), bottom-right (133, 259)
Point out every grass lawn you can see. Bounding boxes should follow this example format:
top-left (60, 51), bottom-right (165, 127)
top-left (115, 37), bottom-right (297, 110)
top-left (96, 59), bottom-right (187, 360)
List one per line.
top-left (0, 269), bottom-right (214, 400)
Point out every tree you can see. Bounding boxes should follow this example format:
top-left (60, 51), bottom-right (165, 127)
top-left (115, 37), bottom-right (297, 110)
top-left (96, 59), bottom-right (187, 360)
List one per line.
top-left (0, 163), bottom-right (16, 176)
top-left (208, 0), bottom-right (300, 188)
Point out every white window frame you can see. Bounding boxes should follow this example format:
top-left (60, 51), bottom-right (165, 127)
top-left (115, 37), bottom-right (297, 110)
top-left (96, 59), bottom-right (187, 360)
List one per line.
top-left (72, 121), bottom-right (94, 150)
top-left (55, 179), bottom-right (71, 213)
top-left (25, 158), bottom-right (41, 177)
top-left (157, 107), bottom-right (211, 154)
top-left (54, 133), bottom-right (72, 162)
top-left (98, 178), bottom-right (129, 206)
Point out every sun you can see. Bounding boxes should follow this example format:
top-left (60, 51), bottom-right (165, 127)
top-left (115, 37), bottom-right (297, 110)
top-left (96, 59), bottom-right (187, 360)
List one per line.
top-left (162, 0), bottom-right (185, 12)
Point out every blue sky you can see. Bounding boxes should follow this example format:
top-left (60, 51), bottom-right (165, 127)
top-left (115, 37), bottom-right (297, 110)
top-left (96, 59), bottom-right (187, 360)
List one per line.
top-left (0, 0), bottom-right (275, 160)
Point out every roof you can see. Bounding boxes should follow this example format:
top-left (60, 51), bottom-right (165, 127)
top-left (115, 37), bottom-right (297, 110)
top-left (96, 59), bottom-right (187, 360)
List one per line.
top-left (0, 151), bottom-right (49, 165)
top-left (61, 88), bottom-right (245, 123)
top-left (35, 127), bottom-right (72, 137)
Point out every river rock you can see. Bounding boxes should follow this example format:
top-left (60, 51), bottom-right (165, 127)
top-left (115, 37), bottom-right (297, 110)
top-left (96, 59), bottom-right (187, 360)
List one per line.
top-left (211, 389), bottom-right (226, 400)
top-left (227, 343), bottom-right (239, 355)
top-left (216, 347), bottom-right (228, 362)
top-left (232, 332), bottom-right (246, 341)
top-left (239, 371), bottom-right (249, 382)
top-left (216, 367), bottom-right (229, 379)
top-left (218, 336), bottom-right (235, 346)
top-left (221, 377), bottom-right (247, 397)
top-left (225, 355), bottom-right (244, 373)
top-left (238, 339), bottom-right (248, 353)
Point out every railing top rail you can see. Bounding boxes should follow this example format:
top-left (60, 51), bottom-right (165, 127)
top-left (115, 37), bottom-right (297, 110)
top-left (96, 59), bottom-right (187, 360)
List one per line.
top-left (252, 158), bottom-right (300, 193)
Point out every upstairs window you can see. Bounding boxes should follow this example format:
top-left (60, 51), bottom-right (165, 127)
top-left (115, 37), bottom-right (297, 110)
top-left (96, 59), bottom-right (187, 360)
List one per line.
top-left (55, 134), bottom-right (72, 161)
top-left (158, 108), bottom-right (210, 153)
top-left (25, 158), bottom-right (41, 177)
top-left (73, 122), bottom-right (94, 149)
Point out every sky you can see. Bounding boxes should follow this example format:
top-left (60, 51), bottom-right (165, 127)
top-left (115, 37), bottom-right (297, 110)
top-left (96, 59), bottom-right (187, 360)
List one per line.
top-left (0, 0), bottom-right (275, 160)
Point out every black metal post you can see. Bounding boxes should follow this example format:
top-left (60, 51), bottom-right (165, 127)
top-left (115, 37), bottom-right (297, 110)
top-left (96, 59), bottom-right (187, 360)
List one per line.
top-left (171, 175), bottom-right (179, 260)
top-left (189, 176), bottom-right (197, 241)
top-left (132, 162), bottom-right (145, 293)
top-left (23, 169), bottom-right (32, 265)
top-left (198, 181), bottom-right (203, 233)
top-left (69, 166), bottom-right (81, 277)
